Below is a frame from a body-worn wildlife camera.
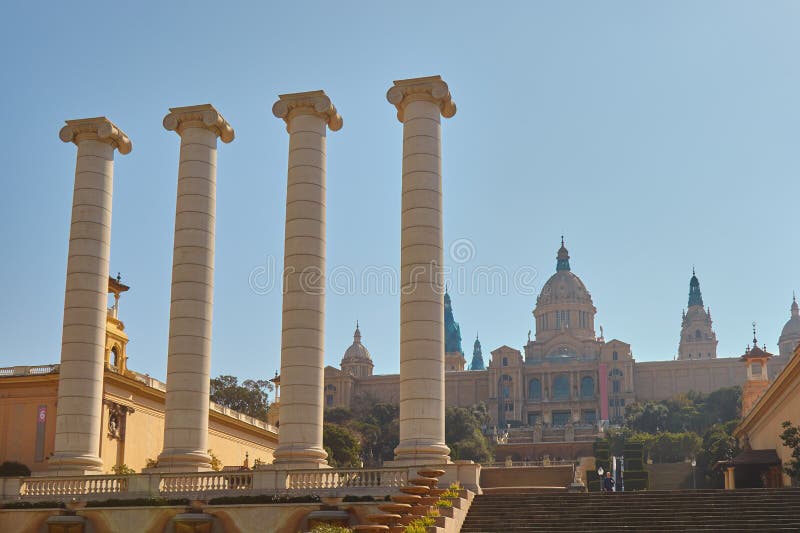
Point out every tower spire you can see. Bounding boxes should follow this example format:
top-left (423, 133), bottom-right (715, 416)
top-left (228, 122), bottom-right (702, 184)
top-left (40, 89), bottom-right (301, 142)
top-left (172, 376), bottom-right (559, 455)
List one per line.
top-left (688, 269), bottom-right (704, 307)
top-left (556, 237), bottom-right (571, 272)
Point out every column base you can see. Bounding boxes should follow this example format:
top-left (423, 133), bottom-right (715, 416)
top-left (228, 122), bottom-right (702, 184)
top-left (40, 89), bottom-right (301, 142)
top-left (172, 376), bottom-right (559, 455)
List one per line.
top-left (391, 441), bottom-right (451, 466)
top-left (46, 453), bottom-right (104, 476)
top-left (155, 449), bottom-right (212, 472)
top-left (273, 445), bottom-right (328, 469)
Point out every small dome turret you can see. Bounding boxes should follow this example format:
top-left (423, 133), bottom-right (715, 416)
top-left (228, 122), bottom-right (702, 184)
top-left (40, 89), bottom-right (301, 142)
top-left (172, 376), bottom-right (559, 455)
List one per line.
top-left (779, 293), bottom-right (800, 357)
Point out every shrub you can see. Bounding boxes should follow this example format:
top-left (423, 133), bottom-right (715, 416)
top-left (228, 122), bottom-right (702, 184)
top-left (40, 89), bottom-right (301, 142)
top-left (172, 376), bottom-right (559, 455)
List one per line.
top-left (207, 494), bottom-right (320, 505)
top-left (3, 500), bottom-right (64, 509)
top-left (309, 525), bottom-right (353, 533)
top-left (0, 461), bottom-right (31, 477)
top-left (110, 464), bottom-right (136, 475)
top-left (342, 495), bottom-right (377, 502)
top-left (85, 497), bottom-right (189, 508)
top-left (435, 497), bottom-right (453, 507)
top-left (404, 516), bottom-right (435, 533)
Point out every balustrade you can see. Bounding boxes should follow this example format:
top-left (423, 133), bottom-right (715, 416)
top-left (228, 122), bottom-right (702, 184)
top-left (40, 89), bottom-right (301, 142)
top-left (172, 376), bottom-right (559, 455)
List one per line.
top-left (159, 471), bottom-right (253, 494)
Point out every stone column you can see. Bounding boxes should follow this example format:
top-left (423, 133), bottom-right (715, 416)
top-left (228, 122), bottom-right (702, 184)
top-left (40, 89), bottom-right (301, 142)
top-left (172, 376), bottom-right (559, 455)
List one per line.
top-left (157, 105), bottom-right (234, 471)
top-left (50, 118), bottom-right (131, 475)
top-left (272, 91), bottom-right (342, 468)
top-left (387, 76), bottom-right (456, 465)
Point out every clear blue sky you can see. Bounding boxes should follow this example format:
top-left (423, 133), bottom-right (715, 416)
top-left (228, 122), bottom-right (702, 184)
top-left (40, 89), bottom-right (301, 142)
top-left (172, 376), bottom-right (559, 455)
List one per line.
top-left (1, 2), bottom-right (798, 384)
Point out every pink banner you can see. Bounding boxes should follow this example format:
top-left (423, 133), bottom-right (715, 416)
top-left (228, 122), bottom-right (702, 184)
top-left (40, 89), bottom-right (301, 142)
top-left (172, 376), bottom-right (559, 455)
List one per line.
top-left (599, 363), bottom-right (609, 420)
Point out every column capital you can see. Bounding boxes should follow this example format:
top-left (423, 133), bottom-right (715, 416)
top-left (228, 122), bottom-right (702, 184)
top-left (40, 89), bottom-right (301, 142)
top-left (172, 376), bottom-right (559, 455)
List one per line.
top-left (59, 117), bottom-right (132, 155)
top-left (272, 90), bottom-right (343, 132)
top-left (163, 104), bottom-right (235, 143)
top-left (387, 75), bottom-right (456, 122)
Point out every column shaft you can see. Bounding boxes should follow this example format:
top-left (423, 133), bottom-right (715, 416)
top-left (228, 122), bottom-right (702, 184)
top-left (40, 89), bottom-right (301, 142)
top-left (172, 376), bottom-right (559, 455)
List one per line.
top-left (387, 76), bottom-right (456, 465)
top-left (158, 105), bottom-right (233, 472)
top-left (272, 91), bottom-right (342, 468)
top-left (51, 118), bottom-right (131, 475)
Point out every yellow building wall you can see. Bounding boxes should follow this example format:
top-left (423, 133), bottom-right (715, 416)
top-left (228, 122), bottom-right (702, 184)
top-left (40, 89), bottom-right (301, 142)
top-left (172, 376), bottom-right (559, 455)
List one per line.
top-left (0, 368), bottom-right (278, 474)
top-left (736, 353), bottom-right (800, 487)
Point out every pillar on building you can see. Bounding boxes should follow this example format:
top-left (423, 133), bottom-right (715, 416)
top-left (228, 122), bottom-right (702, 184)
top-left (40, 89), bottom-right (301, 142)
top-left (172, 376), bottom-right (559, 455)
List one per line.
top-left (50, 118), bottom-right (131, 475)
top-left (157, 105), bottom-right (234, 472)
top-left (724, 466), bottom-right (736, 489)
top-left (271, 91), bottom-right (342, 468)
top-left (387, 76), bottom-right (456, 465)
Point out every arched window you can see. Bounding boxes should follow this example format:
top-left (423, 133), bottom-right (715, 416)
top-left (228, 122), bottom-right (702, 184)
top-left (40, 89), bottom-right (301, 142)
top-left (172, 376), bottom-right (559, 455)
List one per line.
top-left (695, 329), bottom-right (702, 340)
top-left (552, 375), bottom-right (569, 400)
top-left (528, 378), bottom-right (542, 401)
top-left (502, 357), bottom-right (508, 367)
top-left (111, 347), bottom-right (119, 367)
top-left (580, 376), bottom-right (594, 398)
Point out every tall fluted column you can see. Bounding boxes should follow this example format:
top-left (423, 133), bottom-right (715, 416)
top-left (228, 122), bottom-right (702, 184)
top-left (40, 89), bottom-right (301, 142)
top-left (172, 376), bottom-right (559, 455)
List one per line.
top-left (50, 118), bottom-right (131, 475)
top-left (387, 76), bottom-right (456, 465)
top-left (157, 105), bottom-right (234, 472)
top-left (272, 91), bottom-right (342, 468)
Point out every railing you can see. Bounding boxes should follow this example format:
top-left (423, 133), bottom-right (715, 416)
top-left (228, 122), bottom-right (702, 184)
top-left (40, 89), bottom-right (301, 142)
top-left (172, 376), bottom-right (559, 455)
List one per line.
top-left (0, 365), bottom-right (59, 377)
top-left (20, 476), bottom-right (128, 497)
top-left (286, 468), bottom-right (407, 491)
top-left (481, 459), bottom-right (576, 468)
top-left (159, 471), bottom-right (254, 494)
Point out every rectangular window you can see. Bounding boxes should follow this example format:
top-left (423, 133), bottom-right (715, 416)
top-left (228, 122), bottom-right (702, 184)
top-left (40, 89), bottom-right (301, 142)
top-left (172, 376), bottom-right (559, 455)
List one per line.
top-left (581, 409), bottom-right (596, 425)
top-left (612, 380), bottom-right (621, 393)
top-left (552, 411), bottom-right (571, 426)
top-left (504, 402), bottom-right (514, 412)
top-left (612, 351), bottom-right (618, 361)
top-left (527, 412), bottom-right (541, 425)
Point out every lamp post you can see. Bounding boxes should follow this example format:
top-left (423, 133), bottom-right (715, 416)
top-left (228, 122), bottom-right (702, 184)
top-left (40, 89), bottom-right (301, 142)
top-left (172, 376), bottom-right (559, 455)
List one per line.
top-left (691, 458), bottom-right (697, 490)
top-left (597, 466), bottom-right (604, 492)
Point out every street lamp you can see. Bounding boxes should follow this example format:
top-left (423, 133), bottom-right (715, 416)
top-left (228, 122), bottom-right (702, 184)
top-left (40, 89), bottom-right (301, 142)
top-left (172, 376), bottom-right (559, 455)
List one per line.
top-left (597, 466), bottom-right (604, 492)
top-left (691, 458), bottom-right (697, 490)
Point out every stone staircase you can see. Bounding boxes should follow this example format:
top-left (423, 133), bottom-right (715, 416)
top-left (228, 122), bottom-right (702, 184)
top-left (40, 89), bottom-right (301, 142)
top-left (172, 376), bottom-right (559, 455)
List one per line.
top-left (460, 488), bottom-right (800, 532)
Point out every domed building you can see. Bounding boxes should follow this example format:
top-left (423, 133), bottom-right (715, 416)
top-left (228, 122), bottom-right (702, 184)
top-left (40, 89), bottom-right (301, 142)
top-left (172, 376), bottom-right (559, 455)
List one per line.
top-left (487, 239), bottom-right (635, 427)
top-left (778, 294), bottom-right (800, 358)
top-left (340, 322), bottom-right (374, 378)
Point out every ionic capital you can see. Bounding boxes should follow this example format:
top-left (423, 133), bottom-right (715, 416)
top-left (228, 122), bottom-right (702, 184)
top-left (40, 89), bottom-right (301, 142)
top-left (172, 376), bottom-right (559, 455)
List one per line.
top-left (59, 117), bottom-right (132, 155)
top-left (272, 90), bottom-right (343, 133)
top-left (387, 75), bottom-right (457, 123)
top-left (163, 104), bottom-right (235, 143)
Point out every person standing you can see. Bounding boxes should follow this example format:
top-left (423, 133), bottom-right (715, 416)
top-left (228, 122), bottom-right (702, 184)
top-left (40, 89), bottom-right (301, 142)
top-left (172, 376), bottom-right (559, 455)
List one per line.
top-left (603, 470), bottom-right (616, 492)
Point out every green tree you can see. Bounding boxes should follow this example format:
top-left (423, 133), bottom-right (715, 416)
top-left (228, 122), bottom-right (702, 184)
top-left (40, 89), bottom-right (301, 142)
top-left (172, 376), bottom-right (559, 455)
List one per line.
top-left (323, 423), bottom-right (362, 467)
top-left (209, 375), bottom-right (273, 421)
top-left (445, 406), bottom-right (493, 463)
top-left (697, 421), bottom-right (739, 488)
top-left (779, 420), bottom-right (800, 485)
top-left (625, 401), bottom-right (669, 433)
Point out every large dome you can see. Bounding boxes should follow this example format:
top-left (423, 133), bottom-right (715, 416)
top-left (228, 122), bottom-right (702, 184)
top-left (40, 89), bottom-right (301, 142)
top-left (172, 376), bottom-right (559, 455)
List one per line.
top-left (537, 271), bottom-right (593, 306)
top-left (342, 323), bottom-right (372, 364)
top-left (536, 239), bottom-right (593, 306)
top-left (781, 297), bottom-right (800, 337)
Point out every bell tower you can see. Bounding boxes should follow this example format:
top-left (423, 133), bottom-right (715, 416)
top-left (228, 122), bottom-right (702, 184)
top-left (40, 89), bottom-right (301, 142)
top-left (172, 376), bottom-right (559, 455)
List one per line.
top-left (677, 269), bottom-right (718, 360)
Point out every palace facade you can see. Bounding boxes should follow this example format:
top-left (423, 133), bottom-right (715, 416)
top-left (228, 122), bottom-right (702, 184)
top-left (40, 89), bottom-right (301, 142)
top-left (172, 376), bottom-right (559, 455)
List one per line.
top-left (321, 240), bottom-right (795, 432)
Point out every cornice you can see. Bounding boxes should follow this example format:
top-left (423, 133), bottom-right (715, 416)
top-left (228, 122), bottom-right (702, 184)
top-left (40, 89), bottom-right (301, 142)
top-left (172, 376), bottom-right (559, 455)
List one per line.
top-left (163, 104), bottom-right (235, 143)
top-left (386, 75), bottom-right (457, 122)
top-left (272, 90), bottom-right (342, 132)
top-left (59, 117), bottom-right (132, 155)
